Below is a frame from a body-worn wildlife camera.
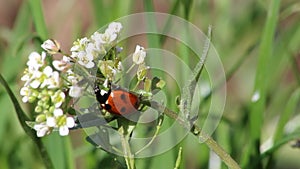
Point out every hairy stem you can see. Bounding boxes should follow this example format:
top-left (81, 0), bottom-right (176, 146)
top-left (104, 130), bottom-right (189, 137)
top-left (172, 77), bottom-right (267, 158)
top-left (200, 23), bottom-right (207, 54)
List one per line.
top-left (143, 100), bottom-right (241, 169)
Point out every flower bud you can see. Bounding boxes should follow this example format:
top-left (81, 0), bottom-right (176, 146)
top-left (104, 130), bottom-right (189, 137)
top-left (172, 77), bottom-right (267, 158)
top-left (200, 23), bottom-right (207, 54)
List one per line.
top-left (41, 39), bottom-right (61, 54)
top-left (35, 114), bottom-right (46, 122)
top-left (132, 45), bottom-right (146, 64)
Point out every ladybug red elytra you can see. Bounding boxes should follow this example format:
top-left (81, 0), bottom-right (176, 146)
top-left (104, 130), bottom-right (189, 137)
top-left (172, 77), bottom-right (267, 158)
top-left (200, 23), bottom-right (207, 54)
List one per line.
top-left (94, 85), bottom-right (140, 115)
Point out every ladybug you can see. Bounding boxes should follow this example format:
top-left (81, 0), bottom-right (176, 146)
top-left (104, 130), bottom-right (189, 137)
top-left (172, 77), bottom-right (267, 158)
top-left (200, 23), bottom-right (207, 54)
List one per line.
top-left (94, 85), bottom-right (140, 115)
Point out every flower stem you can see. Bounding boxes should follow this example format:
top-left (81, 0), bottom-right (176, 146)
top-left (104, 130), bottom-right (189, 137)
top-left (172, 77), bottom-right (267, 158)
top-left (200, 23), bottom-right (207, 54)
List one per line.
top-left (120, 134), bottom-right (135, 169)
top-left (143, 100), bottom-right (241, 169)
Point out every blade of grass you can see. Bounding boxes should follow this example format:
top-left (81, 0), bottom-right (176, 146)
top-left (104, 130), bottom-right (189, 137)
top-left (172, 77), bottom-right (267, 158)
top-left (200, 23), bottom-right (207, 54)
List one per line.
top-left (180, 0), bottom-right (193, 20)
top-left (91, 0), bottom-right (109, 28)
top-left (273, 88), bottom-right (300, 142)
top-left (143, 0), bottom-right (160, 48)
top-left (0, 74), bottom-right (54, 169)
top-left (28, 0), bottom-right (48, 40)
top-left (290, 52), bottom-right (300, 85)
top-left (159, 0), bottom-right (181, 44)
top-left (243, 0), bottom-right (281, 168)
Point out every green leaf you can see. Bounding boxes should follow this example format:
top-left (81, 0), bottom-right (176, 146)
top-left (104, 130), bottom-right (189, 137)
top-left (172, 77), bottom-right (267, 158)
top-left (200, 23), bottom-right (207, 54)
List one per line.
top-left (274, 88), bottom-right (300, 142)
top-left (244, 0), bottom-right (281, 167)
top-left (28, 0), bottom-right (48, 40)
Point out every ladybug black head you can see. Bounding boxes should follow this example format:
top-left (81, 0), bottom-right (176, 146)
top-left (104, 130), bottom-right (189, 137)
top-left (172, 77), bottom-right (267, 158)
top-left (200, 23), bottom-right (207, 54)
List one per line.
top-left (94, 85), bottom-right (111, 104)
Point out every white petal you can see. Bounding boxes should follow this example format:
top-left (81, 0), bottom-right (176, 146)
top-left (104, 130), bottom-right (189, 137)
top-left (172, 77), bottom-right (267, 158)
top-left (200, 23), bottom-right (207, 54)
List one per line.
top-left (43, 66), bottom-right (53, 77)
top-left (66, 117), bottom-right (75, 128)
top-left (36, 127), bottom-right (49, 137)
top-left (41, 39), bottom-right (60, 54)
top-left (46, 117), bottom-right (56, 127)
top-left (132, 45), bottom-right (146, 64)
top-left (21, 74), bottom-right (30, 81)
top-left (69, 85), bottom-right (82, 98)
top-left (22, 96), bottom-right (29, 103)
top-left (33, 124), bottom-right (43, 130)
top-left (108, 22), bottom-right (122, 33)
top-left (34, 124), bottom-right (49, 137)
top-left (20, 86), bottom-right (29, 96)
top-left (53, 108), bottom-right (63, 117)
top-left (59, 126), bottom-right (69, 136)
top-left (41, 40), bottom-right (54, 51)
top-left (109, 33), bottom-right (117, 42)
top-left (84, 61), bottom-right (95, 68)
top-left (52, 60), bottom-right (64, 71)
top-left (30, 80), bottom-right (40, 89)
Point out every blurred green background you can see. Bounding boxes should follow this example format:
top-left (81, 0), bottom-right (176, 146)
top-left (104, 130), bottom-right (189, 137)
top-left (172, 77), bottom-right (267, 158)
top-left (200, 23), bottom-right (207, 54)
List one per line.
top-left (0, 0), bottom-right (300, 169)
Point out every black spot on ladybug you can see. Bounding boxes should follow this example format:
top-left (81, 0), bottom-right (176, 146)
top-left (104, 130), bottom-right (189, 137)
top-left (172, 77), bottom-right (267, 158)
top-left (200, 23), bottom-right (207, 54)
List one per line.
top-left (120, 107), bottom-right (126, 113)
top-left (120, 93), bottom-right (126, 102)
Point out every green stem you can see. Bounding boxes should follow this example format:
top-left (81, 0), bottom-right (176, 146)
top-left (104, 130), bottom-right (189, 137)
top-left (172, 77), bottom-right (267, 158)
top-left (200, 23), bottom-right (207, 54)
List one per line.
top-left (144, 100), bottom-right (241, 169)
top-left (120, 133), bottom-right (135, 169)
top-left (135, 115), bottom-right (163, 155)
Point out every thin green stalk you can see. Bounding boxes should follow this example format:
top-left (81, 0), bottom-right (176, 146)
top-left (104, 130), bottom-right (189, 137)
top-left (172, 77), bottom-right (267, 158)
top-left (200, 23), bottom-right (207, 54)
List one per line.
top-left (135, 115), bottom-right (163, 155)
top-left (144, 101), bottom-right (241, 169)
top-left (120, 134), bottom-right (135, 169)
top-left (118, 118), bottom-right (137, 169)
top-left (174, 147), bottom-right (183, 169)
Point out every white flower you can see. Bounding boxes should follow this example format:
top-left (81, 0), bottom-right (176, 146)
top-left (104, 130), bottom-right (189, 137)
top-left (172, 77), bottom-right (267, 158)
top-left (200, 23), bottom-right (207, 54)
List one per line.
top-left (77, 51), bottom-right (95, 68)
top-left (34, 123), bottom-right (51, 137)
top-left (51, 90), bottom-right (65, 108)
top-left (132, 45), bottom-right (146, 64)
top-left (27, 52), bottom-right (46, 70)
top-left (29, 71), bottom-right (43, 89)
top-left (53, 56), bottom-right (71, 71)
top-left (20, 86), bottom-right (31, 103)
top-left (108, 22), bottom-right (122, 34)
top-left (39, 66), bottom-right (53, 88)
top-left (21, 69), bottom-right (30, 82)
top-left (47, 71), bottom-right (60, 89)
top-left (59, 117), bottom-right (75, 136)
top-left (69, 85), bottom-right (82, 98)
top-left (66, 69), bottom-right (83, 86)
top-left (41, 39), bottom-right (61, 54)
top-left (91, 34), bottom-right (107, 55)
top-left (99, 30), bottom-right (117, 44)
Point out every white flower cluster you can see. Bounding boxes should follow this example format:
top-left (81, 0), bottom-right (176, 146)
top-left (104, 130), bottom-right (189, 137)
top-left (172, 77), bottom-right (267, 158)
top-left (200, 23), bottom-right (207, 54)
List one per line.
top-left (70, 22), bottom-right (122, 69)
top-left (20, 21), bottom-right (150, 138)
top-left (20, 22), bottom-right (123, 137)
top-left (20, 42), bottom-right (75, 137)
